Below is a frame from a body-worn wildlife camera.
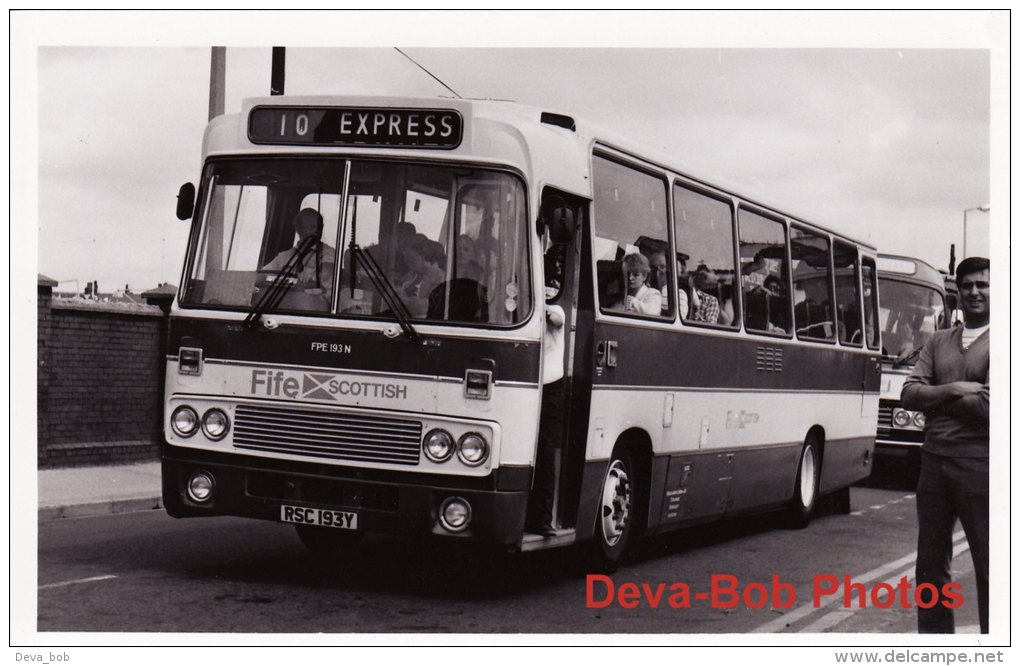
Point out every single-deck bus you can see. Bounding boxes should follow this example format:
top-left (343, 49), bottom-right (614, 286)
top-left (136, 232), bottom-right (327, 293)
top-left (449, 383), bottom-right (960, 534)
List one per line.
top-left (163, 95), bottom-right (881, 569)
top-left (874, 254), bottom-right (951, 462)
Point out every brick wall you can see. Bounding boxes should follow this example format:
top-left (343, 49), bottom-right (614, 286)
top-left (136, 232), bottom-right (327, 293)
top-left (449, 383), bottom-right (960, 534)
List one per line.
top-left (38, 292), bottom-right (168, 468)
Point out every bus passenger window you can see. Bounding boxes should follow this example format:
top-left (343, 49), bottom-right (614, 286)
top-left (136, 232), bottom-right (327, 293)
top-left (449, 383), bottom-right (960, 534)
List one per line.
top-left (673, 183), bottom-right (737, 327)
top-left (833, 240), bottom-right (862, 345)
top-left (738, 208), bottom-right (791, 335)
top-left (790, 226), bottom-right (835, 341)
top-left (592, 155), bottom-right (671, 320)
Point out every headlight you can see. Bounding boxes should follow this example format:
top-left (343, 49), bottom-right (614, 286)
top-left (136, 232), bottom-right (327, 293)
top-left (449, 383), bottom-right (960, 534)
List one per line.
top-left (892, 408), bottom-right (912, 428)
top-left (438, 496), bottom-right (472, 532)
top-left (457, 432), bottom-right (489, 466)
top-left (912, 411), bottom-right (926, 428)
top-left (202, 408), bottom-right (230, 440)
top-left (423, 429), bottom-right (455, 462)
top-left (187, 470), bottom-right (215, 503)
top-left (171, 406), bottom-right (199, 437)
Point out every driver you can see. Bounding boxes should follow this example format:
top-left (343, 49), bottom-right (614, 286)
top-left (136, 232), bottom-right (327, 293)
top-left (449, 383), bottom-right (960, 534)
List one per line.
top-left (261, 208), bottom-right (336, 294)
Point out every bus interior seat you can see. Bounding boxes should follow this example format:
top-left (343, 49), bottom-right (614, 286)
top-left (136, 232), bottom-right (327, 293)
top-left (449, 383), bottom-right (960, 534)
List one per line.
top-left (427, 278), bottom-right (488, 323)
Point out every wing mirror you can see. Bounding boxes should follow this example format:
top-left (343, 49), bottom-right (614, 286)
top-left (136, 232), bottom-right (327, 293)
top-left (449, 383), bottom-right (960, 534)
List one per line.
top-left (540, 195), bottom-right (576, 245)
top-left (176, 182), bottom-right (196, 221)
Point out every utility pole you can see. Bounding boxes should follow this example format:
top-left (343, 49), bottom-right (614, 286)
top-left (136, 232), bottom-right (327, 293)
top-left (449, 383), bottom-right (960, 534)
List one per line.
top-left (209, 46), bottom-right (226, 120)
top-left (271, 47), bottom-right (286, 95)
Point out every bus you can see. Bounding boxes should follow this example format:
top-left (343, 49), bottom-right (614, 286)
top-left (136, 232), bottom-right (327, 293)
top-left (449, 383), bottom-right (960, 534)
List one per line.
top-left (874, 254), bottom-right (951, 462)
top-left (163, 95), bottom-right (881, 569)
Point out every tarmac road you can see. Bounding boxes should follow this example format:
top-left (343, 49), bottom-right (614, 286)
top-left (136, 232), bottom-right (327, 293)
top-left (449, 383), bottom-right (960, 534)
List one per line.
top-left (36, 482), bottom-right (984, 638)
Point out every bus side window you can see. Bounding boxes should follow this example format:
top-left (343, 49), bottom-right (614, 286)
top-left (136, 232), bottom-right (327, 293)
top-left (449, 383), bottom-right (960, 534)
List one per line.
top-left (673, 182), bottom-right (738, 327)
top-left (738, 208), bottom-right (791, 335)
top-left (790, 225), bottom-right (835, 341)
top-left (591, 154), bottom-right (671, 319)
top-left (833, 240), bottom-right (862, 345)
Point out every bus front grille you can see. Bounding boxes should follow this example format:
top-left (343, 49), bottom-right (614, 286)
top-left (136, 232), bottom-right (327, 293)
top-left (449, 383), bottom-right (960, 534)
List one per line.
top-left (232, 404), bottom-right (422, 465)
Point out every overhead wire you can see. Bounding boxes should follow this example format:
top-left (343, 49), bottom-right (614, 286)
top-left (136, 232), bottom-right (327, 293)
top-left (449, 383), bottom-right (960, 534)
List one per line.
top-left (394, 47), bottom-right (462, 99)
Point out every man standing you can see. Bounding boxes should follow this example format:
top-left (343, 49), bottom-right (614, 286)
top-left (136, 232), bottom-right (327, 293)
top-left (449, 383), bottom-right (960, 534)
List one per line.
top-left (901, 257), bottom-right (990, 633)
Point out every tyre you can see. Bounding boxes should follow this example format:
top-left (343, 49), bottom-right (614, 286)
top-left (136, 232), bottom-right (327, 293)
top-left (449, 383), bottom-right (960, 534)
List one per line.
top-left (787, 438), bottom-right (820, 528)
top-left (588, 449), bottom-right (636, 573)
top-left (295, 524), bottom-right (363, 556)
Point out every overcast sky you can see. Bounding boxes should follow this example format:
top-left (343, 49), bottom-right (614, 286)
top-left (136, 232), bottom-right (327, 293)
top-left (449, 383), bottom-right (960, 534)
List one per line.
top-left (19, 11), bottom-right (1004, 296)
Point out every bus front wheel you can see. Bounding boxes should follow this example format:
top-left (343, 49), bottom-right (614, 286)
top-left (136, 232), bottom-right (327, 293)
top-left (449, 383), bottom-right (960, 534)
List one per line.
top-left (787, 438), bottom-right (820, 529)
top-left (589, 449), bottom-right (636, 573)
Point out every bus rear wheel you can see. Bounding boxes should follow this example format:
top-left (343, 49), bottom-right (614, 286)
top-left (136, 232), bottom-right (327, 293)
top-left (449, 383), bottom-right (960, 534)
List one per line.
top-left (787, 438), bottom-right (820, 529)
top-left (589, 449), bottom-right (636, 573)
top-left (295, 525), bottom-right (363, 557)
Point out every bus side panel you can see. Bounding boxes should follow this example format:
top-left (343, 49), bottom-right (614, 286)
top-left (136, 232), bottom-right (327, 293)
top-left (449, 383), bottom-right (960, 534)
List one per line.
top-left (818, 436), bottom-right (874, 494)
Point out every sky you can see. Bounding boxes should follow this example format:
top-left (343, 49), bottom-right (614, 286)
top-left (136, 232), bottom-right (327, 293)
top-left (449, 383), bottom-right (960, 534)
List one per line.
top-left (18, 11), bottom-right (1005, 295)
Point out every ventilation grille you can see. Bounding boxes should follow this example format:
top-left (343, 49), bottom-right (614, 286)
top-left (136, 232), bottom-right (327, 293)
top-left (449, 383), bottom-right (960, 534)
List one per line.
top-left (755, 346), bottom-right (784, 372)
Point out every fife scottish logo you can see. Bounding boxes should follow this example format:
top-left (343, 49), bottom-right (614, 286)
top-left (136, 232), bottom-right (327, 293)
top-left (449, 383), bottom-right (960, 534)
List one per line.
top-left (249, 369), bottom-right (408, 401)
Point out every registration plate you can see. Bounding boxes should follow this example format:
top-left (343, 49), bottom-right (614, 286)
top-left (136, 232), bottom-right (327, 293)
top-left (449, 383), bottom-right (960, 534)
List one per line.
top-left (280, 504), bottom-right (358, 530)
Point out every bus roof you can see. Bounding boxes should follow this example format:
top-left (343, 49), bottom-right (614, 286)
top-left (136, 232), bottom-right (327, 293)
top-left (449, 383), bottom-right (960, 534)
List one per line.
top-left (204, 94), bottom-right (875, 251)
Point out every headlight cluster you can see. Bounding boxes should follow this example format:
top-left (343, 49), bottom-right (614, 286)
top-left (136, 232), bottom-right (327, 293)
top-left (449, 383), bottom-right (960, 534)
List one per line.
top-left (892, 407), bottom-right (925, 430)
top-left (422, 428), bottom-right (489, 466)
top-left (171, 405), bottom-right (231, 440)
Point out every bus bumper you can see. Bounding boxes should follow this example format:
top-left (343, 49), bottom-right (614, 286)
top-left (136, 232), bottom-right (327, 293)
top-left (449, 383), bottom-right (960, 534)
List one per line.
top-left (161, 452), bottom-right (531, 546)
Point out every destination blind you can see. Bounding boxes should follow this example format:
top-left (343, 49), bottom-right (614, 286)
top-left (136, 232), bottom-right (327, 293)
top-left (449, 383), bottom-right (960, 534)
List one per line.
top-left (249, 106), bottom-right (463, 149)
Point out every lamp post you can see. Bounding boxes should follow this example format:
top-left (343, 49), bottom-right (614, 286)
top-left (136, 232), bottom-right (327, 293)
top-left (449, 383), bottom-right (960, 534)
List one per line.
top-left (963, 204), bottom-right (990, 258)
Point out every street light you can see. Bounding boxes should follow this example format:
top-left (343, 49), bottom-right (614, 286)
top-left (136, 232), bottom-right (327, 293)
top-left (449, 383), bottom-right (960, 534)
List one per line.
top-left (963, 204), bottom-right (990, 258)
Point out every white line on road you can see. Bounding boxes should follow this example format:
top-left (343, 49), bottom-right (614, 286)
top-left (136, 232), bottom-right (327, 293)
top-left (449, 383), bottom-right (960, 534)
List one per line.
top-left (751, 530), bottom-right (967, 633)
top-left (799, 540), bottom-right (971, 633)
top-left (39, 574), bottom-right (118, 590)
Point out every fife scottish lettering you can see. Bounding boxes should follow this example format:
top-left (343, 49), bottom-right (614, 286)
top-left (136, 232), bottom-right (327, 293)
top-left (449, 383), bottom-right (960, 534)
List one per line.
top-left (250, 369), bottom-right (408, 401)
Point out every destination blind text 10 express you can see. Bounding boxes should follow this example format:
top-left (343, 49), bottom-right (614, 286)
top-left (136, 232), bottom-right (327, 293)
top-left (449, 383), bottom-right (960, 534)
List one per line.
top-left (249, 106), bottom-right (463, 148)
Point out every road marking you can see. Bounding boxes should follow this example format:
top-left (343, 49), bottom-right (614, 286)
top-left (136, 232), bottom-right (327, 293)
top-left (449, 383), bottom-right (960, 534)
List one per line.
top-left (799, 540), bottom-right (971, 632)
top-left (751, 530), bottom-right (966, 633)
top-left (851, 492), bottom-right (914, 516)
top-left (39, 574), bottom-right (118, 590)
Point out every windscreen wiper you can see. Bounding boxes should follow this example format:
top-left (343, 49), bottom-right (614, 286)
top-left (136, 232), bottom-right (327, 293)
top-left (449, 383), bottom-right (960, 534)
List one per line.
top-left (350, 244), bottom-right (420, 340)
top-left (893, 345), bottom-right (924, 369)
top-left (244, 234), bottom-right (319, 329)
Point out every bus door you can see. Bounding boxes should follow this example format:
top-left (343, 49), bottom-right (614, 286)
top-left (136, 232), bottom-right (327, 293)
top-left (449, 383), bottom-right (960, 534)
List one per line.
top-left (536, 191), bottom-right (592, 532)
top-left (861, 254), bottom-right (882, 416)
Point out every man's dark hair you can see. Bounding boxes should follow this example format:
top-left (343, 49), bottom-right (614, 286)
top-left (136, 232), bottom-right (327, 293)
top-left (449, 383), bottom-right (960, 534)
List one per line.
top-left (957, 257), bottom-right (990, 280)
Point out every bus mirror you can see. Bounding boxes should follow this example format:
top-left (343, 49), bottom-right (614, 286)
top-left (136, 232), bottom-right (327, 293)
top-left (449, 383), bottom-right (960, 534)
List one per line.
top-left (541, 197), bottom-right (575, 245)
top-left (176, 183), bottom-right (196, 220)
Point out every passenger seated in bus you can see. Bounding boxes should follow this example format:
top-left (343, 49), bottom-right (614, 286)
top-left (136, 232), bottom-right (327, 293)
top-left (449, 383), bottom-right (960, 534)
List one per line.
top-left (455, 234), bottom-right (485, 282)
top-left (649, 251), bottom-right (671, 315)
top-left (689, 266), bottom-right (721, 324)
top-left (718, 283), bottom-right (735, 327)
top-left (613, 252), bottom-right (662, 315)
top-left (395, 234), bottom-right (446, 317)
top-left (675, 256), bottom-right (691, 319)
top-left (260, 208), bottom-right (335, 309)
top-left (742, 250), bottom-right (771, 291)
